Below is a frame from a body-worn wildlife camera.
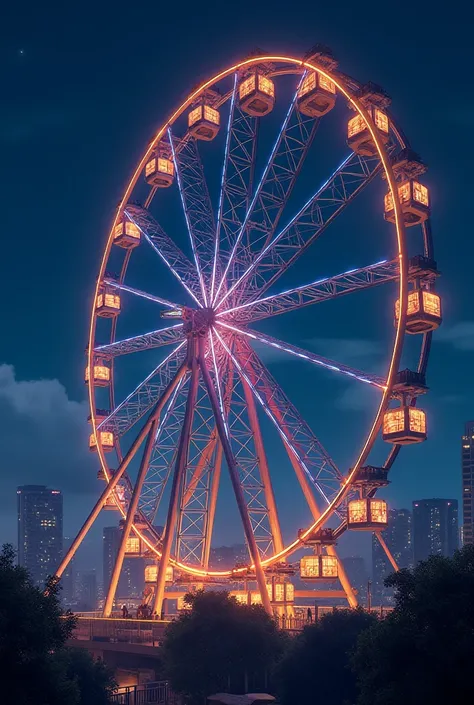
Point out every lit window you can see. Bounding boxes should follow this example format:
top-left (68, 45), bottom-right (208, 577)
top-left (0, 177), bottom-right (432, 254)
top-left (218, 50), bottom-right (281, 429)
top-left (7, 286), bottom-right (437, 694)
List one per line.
top-left (370, 500), bottom-right (387, 524)
top-left (158, 158), bottom-right (174, 175)
top-left (319, 75), bottom-right (336, 94)
top-left (188, 106), bottom-right (203, 127)
top-left (348, 114), bottom-right (366, 138)
top-left (300, 555), bottom-right (320, 578)
top-left (258, 75), bottom-right (274, 97)
top-left (125, 222), bottom-right (140, 238)
top-left (374, 109), bottom-right (389, 133)
top-left (239, 75), bottom-right (256, 99)
top-left (322, 555), bottom-right (338, 577)
top-left (383, 409), bottom-right (406, 434)
top-left (145, 158), bottom-right (157, 177)
top-left (125, 537), bottom-right (140, 553)
top-left (395, 291), bottom-right (421, 320)
top-left (348, 499), bottom-right (368, 523)
top-left (298, 72), bottom-right (316, 97)
top-left (422, 291), bottom-right (441, 316)
top-left (409, 408), bottom-right (426, 434)
top-left (203, 106), bottom-right (220, 125)
top-left (413, 181), bottom-right (429, 206)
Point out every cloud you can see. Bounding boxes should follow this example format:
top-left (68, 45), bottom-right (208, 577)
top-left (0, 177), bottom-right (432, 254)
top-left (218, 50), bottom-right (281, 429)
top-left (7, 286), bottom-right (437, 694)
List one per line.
top-left (0, 364), bottom-right (97, 508)
top-left (436, 321), bottom-right (474, 351)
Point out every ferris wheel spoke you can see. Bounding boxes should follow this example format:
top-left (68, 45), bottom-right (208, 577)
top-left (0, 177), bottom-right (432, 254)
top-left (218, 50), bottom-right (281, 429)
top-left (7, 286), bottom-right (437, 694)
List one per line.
top-left (216, 150), bottom-right (388, 310)
top-left (125, 204), bottom-right (204, 307)
top-left (139, 374), bottom-right (189, 522)
top-left (214, 329), bottom-right (343, 509)
top-left (220, 258), bottom-right (399, 323)
top-left (169, 130), bottom-right (216, 305)
top-left (217, 322), bottom-right (386, 389)
top-left (103, 278), bottom-right (181, 310)
top-left (176, 376), bottom-right (221, 566)
top-left (213, 76), bottom-right (259, 300)
top-left (94, 324), bottom-right (185, 358)
top-left (98, 342), bottom-right (187, 437)
top-left (213, 74), bottom-right (317, 305)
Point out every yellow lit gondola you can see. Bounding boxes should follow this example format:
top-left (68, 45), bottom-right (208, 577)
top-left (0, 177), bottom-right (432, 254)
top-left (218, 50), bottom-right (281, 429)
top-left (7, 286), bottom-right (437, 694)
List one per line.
top-left (239, 72), bottom-right (275, 116)
top-left (384, 179), bottom-right (430, 226)
top-left (188, 104), bottom-right (220, 141)
top-left (297, 71), bottom-right (336, 117)
top-left (347, 107), bottom-right (389, 156)
top-left (89, 430), bottom-right (115, 453)
top-left (84, 363), bottom-right (111, 386)
top-left (96, 286), bottom-right (121, 318)
top-left (144, 150), bottom-right (175, 187)
top-left (347, 498), bottom-right (388, 530)
top-left (395, 289), bottom-right (442, 333)
top-left (113, 219), bottom-right (141, 248)
top-left (382, 405), bottom-right (427, 445)
top-left (300, 554), bottom-right (338, 580)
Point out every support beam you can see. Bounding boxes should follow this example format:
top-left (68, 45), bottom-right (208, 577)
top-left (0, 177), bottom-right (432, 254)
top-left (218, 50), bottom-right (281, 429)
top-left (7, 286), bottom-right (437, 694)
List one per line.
top-left (153, 345), bottom-right (200, 616)
top-left (375, 531), bottom-right (399, 572)
top-left (241, 371), bottom-right (284, 554)
top-left (198, 337), bottom-right (273, 616)
top-left (103, 417), bottom-right (159, 616)
top-left (53, 361), bottom-right (187, 582)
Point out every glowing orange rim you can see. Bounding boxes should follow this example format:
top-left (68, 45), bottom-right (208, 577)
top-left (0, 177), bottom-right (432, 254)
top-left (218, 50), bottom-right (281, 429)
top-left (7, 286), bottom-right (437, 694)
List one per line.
top-left (88, 55), bottom-right (408, 579)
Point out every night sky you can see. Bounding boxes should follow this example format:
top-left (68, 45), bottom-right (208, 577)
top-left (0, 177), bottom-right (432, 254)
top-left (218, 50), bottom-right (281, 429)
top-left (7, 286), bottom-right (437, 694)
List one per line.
top-left (1, 0), bottom-right (473, 572)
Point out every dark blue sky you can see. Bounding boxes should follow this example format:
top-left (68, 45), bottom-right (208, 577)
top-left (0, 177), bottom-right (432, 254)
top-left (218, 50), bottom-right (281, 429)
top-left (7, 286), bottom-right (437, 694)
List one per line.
top-left (1, 0), bottom-right (472, 571)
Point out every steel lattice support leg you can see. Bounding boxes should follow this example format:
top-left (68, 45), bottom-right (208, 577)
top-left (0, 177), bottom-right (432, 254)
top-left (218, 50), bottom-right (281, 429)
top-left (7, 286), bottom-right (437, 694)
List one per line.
top-left (241, 374), bottom-right (284, 554)
top-left (375, 531), bottom-right (399, 572)
top-left (53, 361), bottom-right (187, 582)
top-left (103, 417), bottom-right (159, 617)
top-left (152, 345), bottom-right (200, 616)
top-left (198, 336), bottom-right (273, 616)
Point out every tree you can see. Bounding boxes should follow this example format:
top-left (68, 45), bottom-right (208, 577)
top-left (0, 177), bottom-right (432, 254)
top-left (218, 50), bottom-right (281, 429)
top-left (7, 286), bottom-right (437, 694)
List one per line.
top-left (162, 590), bottom-right (287, 703)
top-left (0, 544), bottom-right (116, 704)
top-left (56, 648), bottom-right (117, 705)
top-left (274, 608), bottom-right (377, 705)
top-left (352, 545), bottom-right (474, 705)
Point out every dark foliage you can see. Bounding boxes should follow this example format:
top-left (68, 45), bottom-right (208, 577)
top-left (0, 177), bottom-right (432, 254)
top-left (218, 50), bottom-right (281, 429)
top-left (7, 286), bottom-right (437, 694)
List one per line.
top-left (275, 608), bottom-right (377, 705)
top-left (0, 544), bottom-right (116, 704)
top-left (352, 545), bottom-right (474, 704)
top-left (162, 590), bottom-right (287, 704)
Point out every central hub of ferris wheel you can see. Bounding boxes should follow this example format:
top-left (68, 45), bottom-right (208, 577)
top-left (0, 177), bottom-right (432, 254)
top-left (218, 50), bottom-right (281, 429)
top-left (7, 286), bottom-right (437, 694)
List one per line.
top-left (163, 306), bottom-right (216, 335)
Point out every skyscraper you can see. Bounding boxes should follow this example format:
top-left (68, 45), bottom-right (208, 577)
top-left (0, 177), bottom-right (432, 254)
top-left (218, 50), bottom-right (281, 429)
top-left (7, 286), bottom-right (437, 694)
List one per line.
top-left (413, 498), bottom-right (459, 563)
top-left (103, 526), bottom-right (144, 600)
top-left (462, 421), bottom-right (474, 545)
top-left (372, 508), bottom-right (412, 604)
top-left (17, 485), bottom-right (63, 588)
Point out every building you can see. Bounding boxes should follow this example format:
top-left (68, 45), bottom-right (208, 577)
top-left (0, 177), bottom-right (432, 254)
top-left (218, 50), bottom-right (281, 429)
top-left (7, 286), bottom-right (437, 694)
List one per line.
top-left (342, 556), bottom-right (368, 606)
top-left (103, 526), bottom-right (145, 600)
top-left (412, 499), bottom-right (459, 563)
top-left (462, 421), bottom-right (474, 545)
top-left (78, 570), bottom-right (98, 611)
top-left (210, 544), bottom-right (248, 569)
top-left (372, 508), bottom-right (413, 605)
top-left (17, 485), bottom-right (63, 588)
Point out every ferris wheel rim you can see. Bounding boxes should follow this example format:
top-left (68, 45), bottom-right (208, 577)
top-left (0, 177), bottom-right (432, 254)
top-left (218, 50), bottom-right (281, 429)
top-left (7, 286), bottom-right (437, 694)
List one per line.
top-left (87, 53), bottom-right (413, 578)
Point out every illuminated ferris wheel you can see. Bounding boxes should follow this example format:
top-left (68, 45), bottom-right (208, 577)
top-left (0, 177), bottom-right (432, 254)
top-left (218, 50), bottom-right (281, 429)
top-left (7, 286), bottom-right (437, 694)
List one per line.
top-left (58, 48), bottom-right (441, 616)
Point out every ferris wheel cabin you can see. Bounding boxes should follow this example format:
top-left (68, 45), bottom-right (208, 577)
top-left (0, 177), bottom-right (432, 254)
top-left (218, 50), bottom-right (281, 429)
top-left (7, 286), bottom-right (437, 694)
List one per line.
top-left (96, 285), bottom-right (121, 318)
top-left (297, 71), bottom-right (336, 117)
top-left (84, 363), bottom-right (110, 386)
top-left (395, 288), bottom-right (442, 334)
top-left (89, 430), bottom-right (115, 453)
top-left (384, 179), bottom-right (430, 226)
top-left (347, 108), bottom-right (390, 156)
top-left (144, 147), bottom-right (175, 187)
top-left (300, 554), bottom-right (339, 580)
top-left (188, 104), bottom-right (220, 141)
top-left (113, 219), bottom-right (141, 249)
top-left (347, 498), bottom-right (388, 530)
top-left (239, 71), bottom-right (275, 116)
top-left (383, 405), bottom-right (427, 445)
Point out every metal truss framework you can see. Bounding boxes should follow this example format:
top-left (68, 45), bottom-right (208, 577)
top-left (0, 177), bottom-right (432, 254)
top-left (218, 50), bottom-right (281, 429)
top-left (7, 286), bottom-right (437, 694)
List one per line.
top-left (58, 54), bottom-right (436, 618)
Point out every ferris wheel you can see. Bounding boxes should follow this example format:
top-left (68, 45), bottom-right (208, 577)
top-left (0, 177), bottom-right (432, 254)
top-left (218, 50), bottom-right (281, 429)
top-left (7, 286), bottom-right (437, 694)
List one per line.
top-left (57, 48), bottom-right (441, 617)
